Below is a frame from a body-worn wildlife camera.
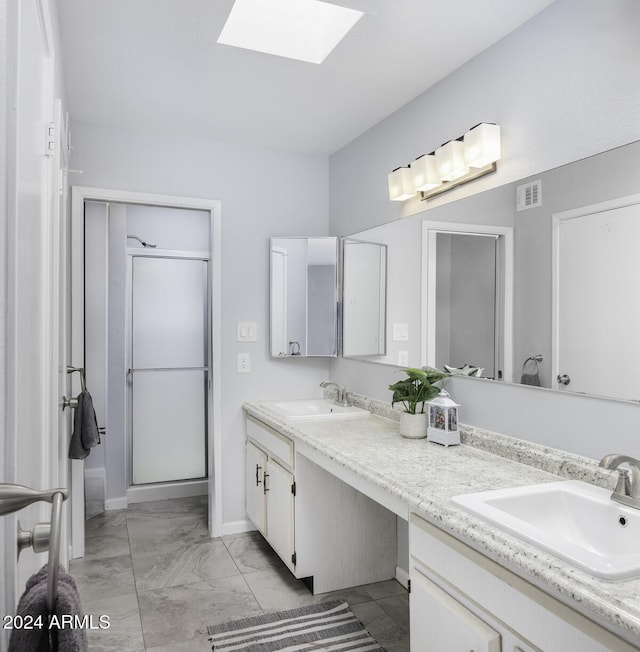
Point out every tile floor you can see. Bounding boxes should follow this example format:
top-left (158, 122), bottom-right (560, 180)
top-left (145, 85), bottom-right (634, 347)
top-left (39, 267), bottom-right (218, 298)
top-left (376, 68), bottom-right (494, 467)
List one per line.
top-left (71, 496), bottom-right (410, 651)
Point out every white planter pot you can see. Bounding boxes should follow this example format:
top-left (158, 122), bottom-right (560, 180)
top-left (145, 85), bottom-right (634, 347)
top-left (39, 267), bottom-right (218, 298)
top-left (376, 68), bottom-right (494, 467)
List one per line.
top-left (399, 411), bottom-right (428, 439)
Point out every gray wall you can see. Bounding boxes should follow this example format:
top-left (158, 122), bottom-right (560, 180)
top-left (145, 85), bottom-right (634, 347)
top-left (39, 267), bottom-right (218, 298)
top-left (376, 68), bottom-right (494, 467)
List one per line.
top-left (329, 0), bottom-right (640, 461)
top-left (70, 124), bottom-right (332, 528)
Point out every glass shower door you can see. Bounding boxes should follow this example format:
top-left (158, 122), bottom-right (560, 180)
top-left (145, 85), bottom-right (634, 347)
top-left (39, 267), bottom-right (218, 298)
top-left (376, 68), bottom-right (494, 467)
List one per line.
top-left (130, 256), bottom-right (208, 485)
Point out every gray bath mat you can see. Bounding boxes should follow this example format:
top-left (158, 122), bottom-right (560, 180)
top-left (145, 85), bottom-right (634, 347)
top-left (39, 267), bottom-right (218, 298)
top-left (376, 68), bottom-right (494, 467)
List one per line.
top-left (208, 600), bottom-right (384, 651)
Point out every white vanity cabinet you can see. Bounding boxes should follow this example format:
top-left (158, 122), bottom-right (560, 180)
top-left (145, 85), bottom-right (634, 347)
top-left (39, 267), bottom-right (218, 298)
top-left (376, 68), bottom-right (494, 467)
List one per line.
top-left (245, 417), bottom-right (296, 572)
top-left (409, 513), bottom-right (638, 652)
top-left (245, 414), bottom-right (398, 594)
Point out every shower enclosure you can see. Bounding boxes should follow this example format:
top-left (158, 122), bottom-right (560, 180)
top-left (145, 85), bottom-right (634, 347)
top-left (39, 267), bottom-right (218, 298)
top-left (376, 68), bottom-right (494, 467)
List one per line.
top-left (129, 255), bottom-right (208, 485)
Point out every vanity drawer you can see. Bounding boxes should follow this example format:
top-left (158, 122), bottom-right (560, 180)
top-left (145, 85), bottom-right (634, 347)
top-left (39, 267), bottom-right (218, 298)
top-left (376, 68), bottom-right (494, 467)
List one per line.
top-left (246, 416), bottom-right (294, 469)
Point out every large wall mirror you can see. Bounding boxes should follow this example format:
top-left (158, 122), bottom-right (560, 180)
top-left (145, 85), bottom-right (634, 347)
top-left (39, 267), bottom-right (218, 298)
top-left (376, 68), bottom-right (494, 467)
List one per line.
top-left (270, 237), bottom-right (338, 358)
top-left (344, 138), bottom-right (640, 403)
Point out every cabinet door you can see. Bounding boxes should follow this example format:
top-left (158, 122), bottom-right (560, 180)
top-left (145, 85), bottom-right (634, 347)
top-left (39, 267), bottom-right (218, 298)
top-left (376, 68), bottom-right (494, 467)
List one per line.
top-left (246, 441), bottom-right (267, 534)
top-left (266, 458), bottom-right (295, 568)
top-left (410, 568), bottom-right (501, 652)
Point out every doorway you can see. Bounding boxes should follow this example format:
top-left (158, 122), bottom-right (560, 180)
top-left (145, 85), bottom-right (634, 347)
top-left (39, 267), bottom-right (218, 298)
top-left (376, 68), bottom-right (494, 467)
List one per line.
top-left (71, 188), bottom-right (222, 554)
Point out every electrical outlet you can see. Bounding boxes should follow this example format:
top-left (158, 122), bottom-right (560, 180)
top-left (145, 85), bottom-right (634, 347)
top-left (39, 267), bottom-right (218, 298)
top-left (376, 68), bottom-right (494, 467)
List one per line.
top-left (398, 350), bottom-right (409, 366)
top-left (237, 352), bottom-right (251, 373)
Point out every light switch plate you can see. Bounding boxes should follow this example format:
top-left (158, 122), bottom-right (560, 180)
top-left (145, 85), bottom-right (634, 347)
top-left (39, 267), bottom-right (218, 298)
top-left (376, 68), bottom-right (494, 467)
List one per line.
top-left (237, 321), bottom-right (257, 342)
top-left (392, 323), bottom-right (409, 341)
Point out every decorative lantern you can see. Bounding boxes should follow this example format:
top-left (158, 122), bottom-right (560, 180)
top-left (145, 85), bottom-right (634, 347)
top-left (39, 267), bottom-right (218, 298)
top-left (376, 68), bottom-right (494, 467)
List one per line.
top-left (427, 389), bottom-right (460, 447)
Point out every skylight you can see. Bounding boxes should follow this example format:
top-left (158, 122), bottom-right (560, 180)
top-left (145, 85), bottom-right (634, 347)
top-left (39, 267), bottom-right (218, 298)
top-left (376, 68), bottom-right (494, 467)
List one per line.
top-left (217, 0), bottom-right (363, 65)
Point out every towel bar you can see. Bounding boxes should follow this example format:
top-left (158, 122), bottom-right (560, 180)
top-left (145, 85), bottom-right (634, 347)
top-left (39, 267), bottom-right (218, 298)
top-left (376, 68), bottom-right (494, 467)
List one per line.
top-left (66, 365), bottom-right (86, 392)
top-left (0, 483), bottom-right (69, 613)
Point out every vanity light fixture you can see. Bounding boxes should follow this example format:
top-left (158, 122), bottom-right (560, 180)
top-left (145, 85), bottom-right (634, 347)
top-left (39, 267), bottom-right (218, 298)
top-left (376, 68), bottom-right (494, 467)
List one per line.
top-left (387, 166), bottom-right (417, 202)
top-left (435, 139), bottom-right (469, 182)
top-left (410, 154), bottom-right (440, 192)
top-left (388, 123), bottom-right (501, 202)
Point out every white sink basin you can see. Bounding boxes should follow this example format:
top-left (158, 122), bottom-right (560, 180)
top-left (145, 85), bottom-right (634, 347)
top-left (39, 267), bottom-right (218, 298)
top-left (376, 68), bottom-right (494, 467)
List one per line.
top-left (261, 398), bottom-right (368, 420)
top-left (452, 480), bottom-right (640, 580)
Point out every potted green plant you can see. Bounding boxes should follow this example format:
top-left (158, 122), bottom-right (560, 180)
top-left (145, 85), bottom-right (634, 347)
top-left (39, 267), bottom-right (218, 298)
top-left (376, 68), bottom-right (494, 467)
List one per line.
top-left (389, 367), bottom-right (449, 438)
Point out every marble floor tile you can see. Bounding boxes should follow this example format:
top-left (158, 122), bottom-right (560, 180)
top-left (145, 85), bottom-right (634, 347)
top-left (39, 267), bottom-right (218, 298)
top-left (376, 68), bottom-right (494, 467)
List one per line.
top-left (126, 513), bottom-right (210, 554)
top-left (242, 565), bottom-right (320, 612)
top-left (377, 594), bottom-right (410, 633)
top-left (222, 531), bottom-right (284, 574)
top-left (126, 495), bottom-right (207, 517)
top-left (83, 524), bottom-right (131, 561)
top-left (351, 601), bottom-right (409, 652)
top-left (361, 578), bottom-right (407, 601)
top-left (85, 508), bottom-right (127, 532)
top-left (145, 638), bottom-right (213, 652)
top-left (81, 593), bottom-right (144, 652)
top-left (137, 574), bottom-right (262, 649)
top-left (318, 584), bottom-right (378, 606)
top-left (70, 553), bottom-right (136, 602)
top-left (132, 539), bottom-right (240, 591)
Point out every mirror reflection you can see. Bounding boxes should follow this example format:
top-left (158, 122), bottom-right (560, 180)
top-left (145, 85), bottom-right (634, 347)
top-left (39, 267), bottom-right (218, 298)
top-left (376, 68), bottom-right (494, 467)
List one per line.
top-left (342, 238), bottom-right (387, 357)
top-left (270, 237), bottom-right (338, 358)
top-left (344, 138), bottom-right (640, 402)
top-left (424, 223), bottom-right (513, 382)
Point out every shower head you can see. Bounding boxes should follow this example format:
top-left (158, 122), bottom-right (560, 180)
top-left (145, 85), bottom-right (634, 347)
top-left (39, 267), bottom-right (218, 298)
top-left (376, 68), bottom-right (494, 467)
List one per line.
top-left (127, 235), bottom-right (157, 248)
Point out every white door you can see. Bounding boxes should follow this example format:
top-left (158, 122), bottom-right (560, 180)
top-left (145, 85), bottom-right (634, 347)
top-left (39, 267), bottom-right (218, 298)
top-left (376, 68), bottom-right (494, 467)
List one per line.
top-left (553, 198), bottom-right (640, 400)
top-left (265, 458), bottom-right (295, 570)
top-left (130, 256), bottom-right (207, 484)
top-left (245, 441), bottom-right (267, 534)
top-left (4, 0), bottom-right (67, 608)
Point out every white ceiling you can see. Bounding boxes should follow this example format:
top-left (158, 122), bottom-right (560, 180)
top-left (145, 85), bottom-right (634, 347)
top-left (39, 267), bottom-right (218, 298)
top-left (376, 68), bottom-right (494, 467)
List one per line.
top-left (57, 0), bottom-right (555, 155)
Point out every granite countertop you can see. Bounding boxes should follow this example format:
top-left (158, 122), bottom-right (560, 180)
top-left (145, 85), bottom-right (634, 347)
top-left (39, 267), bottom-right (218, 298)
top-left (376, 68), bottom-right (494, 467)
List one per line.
top-left (243, 396), bottom-right (640, 647)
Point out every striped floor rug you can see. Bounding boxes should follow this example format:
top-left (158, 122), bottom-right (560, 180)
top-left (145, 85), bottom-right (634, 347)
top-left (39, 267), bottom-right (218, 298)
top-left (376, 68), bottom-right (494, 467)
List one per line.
top-left (208, 600), bottom-right (384, 651)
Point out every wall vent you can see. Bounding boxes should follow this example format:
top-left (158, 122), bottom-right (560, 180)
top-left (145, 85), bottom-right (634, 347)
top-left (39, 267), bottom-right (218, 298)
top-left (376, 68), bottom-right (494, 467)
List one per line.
top-left (516, 180), bottom-right (542, 211)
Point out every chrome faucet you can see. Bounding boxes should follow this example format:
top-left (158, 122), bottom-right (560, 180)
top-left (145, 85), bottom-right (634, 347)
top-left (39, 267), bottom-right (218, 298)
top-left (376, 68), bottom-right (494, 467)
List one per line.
top-left (319, 380), bottom-right (352, 407)
top-left (599, 454), bottom-right (640, 509)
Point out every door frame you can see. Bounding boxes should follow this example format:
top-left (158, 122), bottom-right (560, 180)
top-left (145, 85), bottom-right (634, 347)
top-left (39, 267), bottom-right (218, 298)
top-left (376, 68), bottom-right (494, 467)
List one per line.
top-left (421, 221), bottom-right (514, 382)
top-left (127, 251), bottom-right (210, 489)
top-left (71, 186), bottom-right (223, 550)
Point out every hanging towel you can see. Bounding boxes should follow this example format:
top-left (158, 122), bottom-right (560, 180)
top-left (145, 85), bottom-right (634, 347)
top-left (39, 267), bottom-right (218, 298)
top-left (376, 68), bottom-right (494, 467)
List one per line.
top-left (521, 356), bottom-right (542, 386)
top-left (9, 565), bottom-right (88, 652)
top-left (68, 390), bottom-right (101, 460)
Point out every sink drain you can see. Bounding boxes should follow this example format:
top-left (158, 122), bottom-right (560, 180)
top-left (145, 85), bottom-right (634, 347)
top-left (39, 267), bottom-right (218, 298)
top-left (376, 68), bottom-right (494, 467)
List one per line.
top-left (618, 515), bottom-right (629, 527)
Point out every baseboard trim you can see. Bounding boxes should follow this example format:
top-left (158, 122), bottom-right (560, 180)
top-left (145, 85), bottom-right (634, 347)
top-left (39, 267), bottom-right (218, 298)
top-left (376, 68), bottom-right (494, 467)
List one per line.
top-left (395, 565), bottom-right (410, 589)
top-left (221, 519), bottom-right (256, 536)
top-left (126, 479), bottom-right (208, 504)
top-left (105, 497), bottom-right (128, 511)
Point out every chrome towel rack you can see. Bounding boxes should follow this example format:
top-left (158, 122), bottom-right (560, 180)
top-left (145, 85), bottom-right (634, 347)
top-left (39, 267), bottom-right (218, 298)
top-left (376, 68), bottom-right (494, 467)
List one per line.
top-left (63, 365), bottom-right (86, 410)
top-left (0, 483), bottom-right (69, 613)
